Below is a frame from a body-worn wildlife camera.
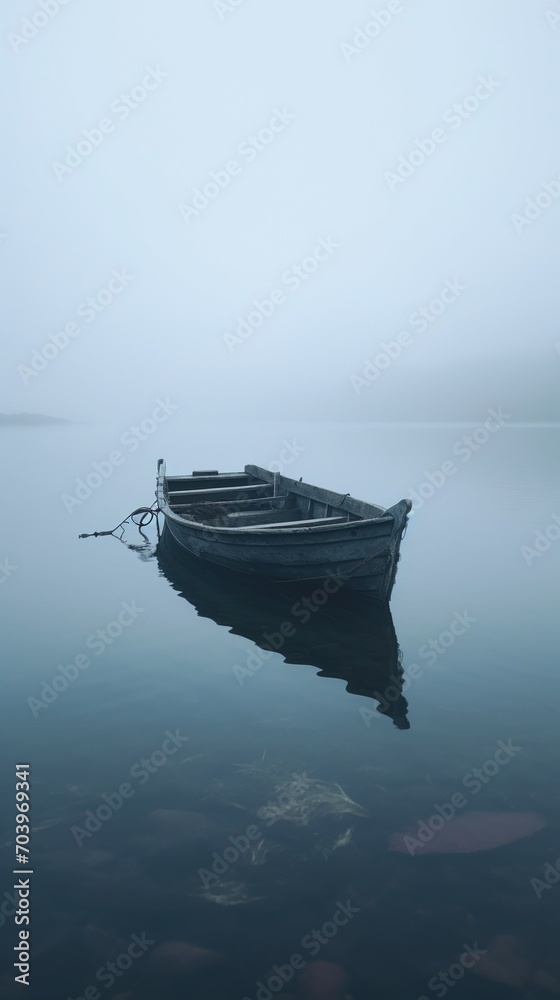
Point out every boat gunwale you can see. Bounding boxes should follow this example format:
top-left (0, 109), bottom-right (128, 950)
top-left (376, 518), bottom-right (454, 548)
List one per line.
top-left (160, 503), bottom-right (396, 535)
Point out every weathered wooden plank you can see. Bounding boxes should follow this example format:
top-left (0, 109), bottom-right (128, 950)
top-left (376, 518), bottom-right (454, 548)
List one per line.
top-left (166, 473), bottom-right (250, 491)
top-left (167, 472), bottom-right (245, 481)
top-left (225, 508), bottom-right (303, 527)
top-left (168, 484), bottom-right (274, 503)
top-left (311, 500), bottom-right (329, 518)
top-left (245, 465), bottom-right (386, 519)
top-left (169, 496), bottom-right (293, 513)
top-left (245, 516), bottom-right (348, 530)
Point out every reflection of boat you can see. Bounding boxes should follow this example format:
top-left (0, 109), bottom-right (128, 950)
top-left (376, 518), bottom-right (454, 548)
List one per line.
top-left (156, 461), bottom-right (411, 600)
top-left (157, 526), bottom-right (410, 729)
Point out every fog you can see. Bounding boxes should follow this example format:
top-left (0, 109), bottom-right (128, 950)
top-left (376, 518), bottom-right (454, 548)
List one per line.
top-left (3, 0), bottom-right (560, 423)
top-left (2, 13), bottom-right (560, 993)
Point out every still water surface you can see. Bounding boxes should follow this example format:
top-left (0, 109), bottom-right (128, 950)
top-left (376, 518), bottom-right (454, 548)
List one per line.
top-left (0, 421), bottom-right (558, 999)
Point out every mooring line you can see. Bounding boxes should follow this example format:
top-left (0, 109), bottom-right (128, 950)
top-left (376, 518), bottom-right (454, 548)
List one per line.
top-left (78, 502), bottom-right (160, 540)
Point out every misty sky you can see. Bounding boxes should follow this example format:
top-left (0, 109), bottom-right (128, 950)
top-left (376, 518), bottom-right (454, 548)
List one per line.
top-left (3, 0), bottom-right (560, 423)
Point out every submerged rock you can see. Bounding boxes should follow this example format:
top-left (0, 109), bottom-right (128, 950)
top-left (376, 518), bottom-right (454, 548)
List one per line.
top-left (298, 961), bottom-right (349, 1000)
top-left (467, 935), bottom-right (560, 993)
top-left (389, 811), bottom-right (546, 854)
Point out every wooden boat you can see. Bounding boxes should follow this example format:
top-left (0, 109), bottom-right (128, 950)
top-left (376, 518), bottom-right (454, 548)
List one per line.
top-left (156, 461), bottom-right (411, 601)
top-left (157, 528), bottom-right (410, 728)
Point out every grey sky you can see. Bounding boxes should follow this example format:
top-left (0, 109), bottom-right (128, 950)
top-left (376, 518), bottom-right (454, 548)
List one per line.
top-left (3, 0), bottom-right (560, 422)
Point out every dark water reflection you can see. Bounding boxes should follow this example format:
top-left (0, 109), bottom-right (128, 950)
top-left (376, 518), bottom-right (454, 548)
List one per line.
top-left (156, 526), bottom-right (410, 730)
top-left (0, 423), bottom-right (559, 999)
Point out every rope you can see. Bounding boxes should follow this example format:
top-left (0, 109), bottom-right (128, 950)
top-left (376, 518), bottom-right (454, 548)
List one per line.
top-left (79, 502), bottom-right (160, 540)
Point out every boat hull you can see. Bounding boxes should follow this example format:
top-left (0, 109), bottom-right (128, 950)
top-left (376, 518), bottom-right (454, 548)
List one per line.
top-left (157, 462), bottom-right (410, 601)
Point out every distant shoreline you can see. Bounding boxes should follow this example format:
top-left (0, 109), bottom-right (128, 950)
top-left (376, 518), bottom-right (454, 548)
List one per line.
top-left (0, 413), bottom-right (72, 426)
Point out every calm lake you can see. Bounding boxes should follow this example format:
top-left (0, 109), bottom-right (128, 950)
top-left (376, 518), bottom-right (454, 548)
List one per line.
top-left (1, 420), bottom-right (559, 1000)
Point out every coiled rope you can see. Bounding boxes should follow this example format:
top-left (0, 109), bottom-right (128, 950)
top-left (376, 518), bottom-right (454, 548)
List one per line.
top-left (79, 502), bottom-right (160, 539)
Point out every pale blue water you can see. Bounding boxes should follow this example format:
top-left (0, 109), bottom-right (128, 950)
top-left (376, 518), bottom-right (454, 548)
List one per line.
top-left (0, 421), bottom-right (559, 999)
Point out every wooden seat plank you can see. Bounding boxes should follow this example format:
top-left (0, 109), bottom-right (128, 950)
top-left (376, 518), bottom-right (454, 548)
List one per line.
top-left (244, 515), bottom-right (348, 530)
top-left (168, 484), bottom-right (273, 503)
